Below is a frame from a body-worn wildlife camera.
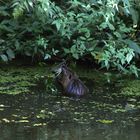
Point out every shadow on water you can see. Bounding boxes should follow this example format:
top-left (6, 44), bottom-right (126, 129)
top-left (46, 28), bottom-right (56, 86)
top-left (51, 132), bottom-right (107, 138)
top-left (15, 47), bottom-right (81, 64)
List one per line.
top-left (0, 72), bottom-right (140, 140)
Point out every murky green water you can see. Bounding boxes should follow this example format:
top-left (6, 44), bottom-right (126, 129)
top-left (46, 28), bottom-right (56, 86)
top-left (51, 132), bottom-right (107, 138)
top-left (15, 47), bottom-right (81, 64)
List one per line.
top-left (0, 65), bottom-right (140, 140)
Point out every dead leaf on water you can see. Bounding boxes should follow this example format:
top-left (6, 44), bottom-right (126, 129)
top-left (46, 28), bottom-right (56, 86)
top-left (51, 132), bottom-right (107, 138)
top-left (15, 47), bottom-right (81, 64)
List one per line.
top-left (17, 120), bottom-right (29, 123)
top-left (33, 123), bottom-right (47, 126)
top-left (2, 118), bottom-right (10, 123)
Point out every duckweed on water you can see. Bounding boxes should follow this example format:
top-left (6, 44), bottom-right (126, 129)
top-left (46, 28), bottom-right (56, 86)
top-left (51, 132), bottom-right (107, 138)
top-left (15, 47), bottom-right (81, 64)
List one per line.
top-left (96, 119), bottom-right (114, 124)
top-left (120, 80), bottom-right (140, 97)
top-left (0, 66), bottom-right (47, 95)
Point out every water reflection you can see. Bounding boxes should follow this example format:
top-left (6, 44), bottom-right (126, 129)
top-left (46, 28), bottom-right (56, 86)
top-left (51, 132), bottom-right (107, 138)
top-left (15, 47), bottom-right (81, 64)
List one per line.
top-left (0, 121), bottom-right (140, 140)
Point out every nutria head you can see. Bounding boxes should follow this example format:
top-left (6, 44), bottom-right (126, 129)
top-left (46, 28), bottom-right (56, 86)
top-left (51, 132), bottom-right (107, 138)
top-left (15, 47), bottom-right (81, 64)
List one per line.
top-left (52, 63), bottom-right (88, 97)
top-left (52, 62), bottom-right (76, 87)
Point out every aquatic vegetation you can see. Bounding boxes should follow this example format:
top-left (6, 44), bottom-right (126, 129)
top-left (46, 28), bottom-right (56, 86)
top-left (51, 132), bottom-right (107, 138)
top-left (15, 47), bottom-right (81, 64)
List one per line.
top-left (120, 80), bottom-right (140, 97)
top-left (0, 66), bottom-right (47, 95)
top-left (96, 119), bottom-right (114, 124)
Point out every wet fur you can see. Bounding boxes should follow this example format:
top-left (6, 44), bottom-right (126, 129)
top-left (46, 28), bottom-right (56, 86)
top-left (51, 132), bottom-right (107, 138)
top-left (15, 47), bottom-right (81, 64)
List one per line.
top-left (54, 64), bottom-right (88, 96)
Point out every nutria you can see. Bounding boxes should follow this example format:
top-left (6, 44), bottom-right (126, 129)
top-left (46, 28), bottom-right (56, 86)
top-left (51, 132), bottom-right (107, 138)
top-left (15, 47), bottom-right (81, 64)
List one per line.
top-left (52, 62), bottom-right (89, 97)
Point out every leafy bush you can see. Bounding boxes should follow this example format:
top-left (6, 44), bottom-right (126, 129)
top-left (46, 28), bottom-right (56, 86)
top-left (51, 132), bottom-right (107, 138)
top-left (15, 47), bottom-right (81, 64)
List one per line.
top-left (0, 0), bottom-right (140, 76)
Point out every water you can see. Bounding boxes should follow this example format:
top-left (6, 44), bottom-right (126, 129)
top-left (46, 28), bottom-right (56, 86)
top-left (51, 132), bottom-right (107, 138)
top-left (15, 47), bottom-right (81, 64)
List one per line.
top-left (0, 68), bottom-right (140, 140)
top-left (0, 89), bottom-right (140, 140)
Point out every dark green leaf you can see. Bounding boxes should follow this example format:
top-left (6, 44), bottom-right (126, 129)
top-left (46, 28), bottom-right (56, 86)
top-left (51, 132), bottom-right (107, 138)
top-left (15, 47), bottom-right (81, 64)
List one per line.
top-left (0, 54), bottom-right (8, 62)
top-left (130, 8), bottom-right (139, 26)
top-left (125, 39), bottom-right (140, 54)
top-left (6, 49), bottom-right (15, 60)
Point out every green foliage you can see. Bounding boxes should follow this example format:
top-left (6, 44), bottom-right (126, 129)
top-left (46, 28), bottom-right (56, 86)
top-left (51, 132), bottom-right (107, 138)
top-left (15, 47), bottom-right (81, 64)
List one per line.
top-left (1, 0), bottom-right (140, 76)
top-left (99, 42), bottom-right (140, 76)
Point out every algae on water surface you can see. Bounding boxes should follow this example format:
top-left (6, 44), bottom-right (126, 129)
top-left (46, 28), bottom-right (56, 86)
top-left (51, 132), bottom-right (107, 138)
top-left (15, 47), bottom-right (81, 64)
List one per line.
top-left (0, 66), bottom-right (47, 95)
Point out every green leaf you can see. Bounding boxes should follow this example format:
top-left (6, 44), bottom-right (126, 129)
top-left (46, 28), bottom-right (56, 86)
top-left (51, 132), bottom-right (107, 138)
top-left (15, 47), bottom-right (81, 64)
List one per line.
top-left (114, 32), bottom-right (121, 38)
top-left (72, 53), bottom-right (79, 59)
top-left (130, 8), bottom-right (139, 26)
top-left (129, 64), bottom-right (139, 77)
top-left (123, 0), bottom-right (131, 15)
top-left (125, 39), bottom-right (140, 54)
top-left (0, 54), bottom-right (8, 62)
top-left (25, 51), bottom-right (31, 56)
top-left (15, 40), bottom-right (20, 50)
top-left (100, 22), bottom-right (108, 29)
top-left (126, 53), bottom-right (133, 64)
top-left (52, 20), bottom-right (61, 31)
top-left (71, 45), bottom-right (76, 53)
top-left (80, 36), bottom-right (86, 40)
top-left (63, 48), bottom-right (70, 53)
top-left (44, 54), bottom-right (51, 60)
top-left (108, 23), bottom-right (115, 30)
top-left (6, 49), bottom-right (15, 60)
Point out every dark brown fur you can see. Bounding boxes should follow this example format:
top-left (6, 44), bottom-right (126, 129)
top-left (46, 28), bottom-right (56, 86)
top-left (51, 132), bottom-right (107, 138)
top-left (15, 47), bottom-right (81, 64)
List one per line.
top-left (53, 63), bottom-right (88, 97)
